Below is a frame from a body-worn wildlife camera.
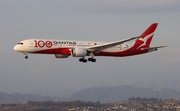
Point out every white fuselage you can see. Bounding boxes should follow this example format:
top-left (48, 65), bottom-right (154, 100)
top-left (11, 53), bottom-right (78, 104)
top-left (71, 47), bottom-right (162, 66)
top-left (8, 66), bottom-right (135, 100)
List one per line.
top-left (13, 23), bottom-right (165, 62)
top-left (14, 39), bottom-right (133, 54)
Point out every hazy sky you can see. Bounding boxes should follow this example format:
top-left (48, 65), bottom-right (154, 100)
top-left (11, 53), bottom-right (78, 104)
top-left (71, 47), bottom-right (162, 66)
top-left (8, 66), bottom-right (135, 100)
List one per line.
top-left (0, 0), bottom-right (180, 95)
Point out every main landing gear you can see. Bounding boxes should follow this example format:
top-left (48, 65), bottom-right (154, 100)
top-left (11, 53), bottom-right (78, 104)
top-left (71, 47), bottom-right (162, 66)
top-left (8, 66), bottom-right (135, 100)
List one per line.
top-left (79, 57), bottom-right (87, 63)
top-left (88, 58), bottom-right (96, 62)
top-left (79, 57), bottom-right (96, 63)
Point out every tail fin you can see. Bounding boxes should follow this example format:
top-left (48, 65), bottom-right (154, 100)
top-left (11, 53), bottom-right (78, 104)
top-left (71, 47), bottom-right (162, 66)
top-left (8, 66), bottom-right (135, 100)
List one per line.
top-left (134, 23), bottom-right (158, 50)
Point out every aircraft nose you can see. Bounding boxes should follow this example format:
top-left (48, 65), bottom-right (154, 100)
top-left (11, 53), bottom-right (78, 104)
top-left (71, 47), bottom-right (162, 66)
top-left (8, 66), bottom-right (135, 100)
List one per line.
top-left (13, 45), bottom-right (18, 51)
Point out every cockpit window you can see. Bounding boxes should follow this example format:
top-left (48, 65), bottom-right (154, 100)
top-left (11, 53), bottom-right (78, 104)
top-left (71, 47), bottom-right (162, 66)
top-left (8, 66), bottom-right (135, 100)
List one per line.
top-left (17, 43), bottom-right (23, 45)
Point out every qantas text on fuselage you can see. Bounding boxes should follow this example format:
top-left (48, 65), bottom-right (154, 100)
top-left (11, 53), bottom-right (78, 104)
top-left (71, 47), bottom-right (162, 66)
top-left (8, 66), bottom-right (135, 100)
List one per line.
top-left (13, 23), bottom-right (167, 63)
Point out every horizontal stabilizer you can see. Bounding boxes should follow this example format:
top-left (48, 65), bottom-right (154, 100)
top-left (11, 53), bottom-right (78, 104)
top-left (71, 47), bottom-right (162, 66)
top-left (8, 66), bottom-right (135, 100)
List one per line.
top-left (140, 46), bottom-right (167, 50)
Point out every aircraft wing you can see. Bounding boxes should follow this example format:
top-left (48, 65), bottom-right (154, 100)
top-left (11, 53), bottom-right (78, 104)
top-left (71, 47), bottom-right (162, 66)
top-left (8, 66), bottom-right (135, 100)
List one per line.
top-left (86, 36), bottom-right (140, 52)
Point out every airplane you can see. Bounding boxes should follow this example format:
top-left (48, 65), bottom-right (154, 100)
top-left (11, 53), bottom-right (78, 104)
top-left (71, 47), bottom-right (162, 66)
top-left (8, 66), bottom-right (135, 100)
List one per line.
top-left (13, 23), bottom-right (167, 63)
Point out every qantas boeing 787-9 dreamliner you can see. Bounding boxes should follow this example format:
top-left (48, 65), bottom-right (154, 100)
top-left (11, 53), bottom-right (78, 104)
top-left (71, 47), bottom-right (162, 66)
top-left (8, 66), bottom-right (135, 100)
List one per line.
top-left (13, 23), bottom-right (166, 63)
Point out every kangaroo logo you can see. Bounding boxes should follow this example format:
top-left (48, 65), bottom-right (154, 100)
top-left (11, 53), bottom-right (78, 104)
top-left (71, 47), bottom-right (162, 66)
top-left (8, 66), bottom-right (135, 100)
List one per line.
top-left (136, 32), bottom-right (154, 50)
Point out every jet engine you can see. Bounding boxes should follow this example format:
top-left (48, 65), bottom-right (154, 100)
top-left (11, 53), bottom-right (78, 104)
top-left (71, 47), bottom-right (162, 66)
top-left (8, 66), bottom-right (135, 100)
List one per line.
top-left (71, 48), bottom-right (88, 57)
top-left (54, 54), bottom-right (69, 58)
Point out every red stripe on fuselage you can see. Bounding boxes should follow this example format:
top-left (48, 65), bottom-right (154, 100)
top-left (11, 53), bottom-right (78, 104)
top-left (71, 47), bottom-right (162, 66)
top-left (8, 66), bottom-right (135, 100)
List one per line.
top-left (31, 47), bottom-right (148, 57)
top-left (32, 48), bottom-right (71, 55)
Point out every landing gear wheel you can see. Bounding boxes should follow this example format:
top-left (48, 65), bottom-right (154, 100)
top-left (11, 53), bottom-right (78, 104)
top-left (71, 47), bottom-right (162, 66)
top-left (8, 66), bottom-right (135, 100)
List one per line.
top-left (79, 58), bottom-right (83, 62)
top-left (25, 55), bottom-right (28, 59)
top-left (92, 59), bottom-right (96, 62)
top-left (82, 59), bottom-right (87, 63)
top-left (79, 57), bottom-right (87, 63)
top-left (88, 58), bottom-right (91, 61)
top-left (88, 58), bottom-right (96, 62)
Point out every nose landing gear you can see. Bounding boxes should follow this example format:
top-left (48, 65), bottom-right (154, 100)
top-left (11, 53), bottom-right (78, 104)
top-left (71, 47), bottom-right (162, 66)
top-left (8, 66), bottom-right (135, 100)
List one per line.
top-left (25, 55), bottom-right (28, 59)
top-left (23, 52), bottom-right (28, 59)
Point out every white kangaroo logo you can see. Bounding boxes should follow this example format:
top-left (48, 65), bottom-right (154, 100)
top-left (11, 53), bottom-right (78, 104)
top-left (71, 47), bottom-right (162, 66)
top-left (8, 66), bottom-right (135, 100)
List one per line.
top-left (136, 32), bottom-right (154, 50)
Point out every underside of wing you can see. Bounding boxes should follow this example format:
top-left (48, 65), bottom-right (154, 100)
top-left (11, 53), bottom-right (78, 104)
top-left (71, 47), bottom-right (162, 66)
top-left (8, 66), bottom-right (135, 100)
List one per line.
top-left (86, 36), bottom-right (140, 52)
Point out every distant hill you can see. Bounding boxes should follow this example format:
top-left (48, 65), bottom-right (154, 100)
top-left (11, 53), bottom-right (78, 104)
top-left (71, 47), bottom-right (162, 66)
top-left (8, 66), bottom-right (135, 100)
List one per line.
top-left (0, 92), bottom-right (61, 103)
top-left (0, 85), bottom-right (180, 103)
top-left (130, 80), bottom-right (180, 92)
top-left (68, 85), bottom-right (180, 103)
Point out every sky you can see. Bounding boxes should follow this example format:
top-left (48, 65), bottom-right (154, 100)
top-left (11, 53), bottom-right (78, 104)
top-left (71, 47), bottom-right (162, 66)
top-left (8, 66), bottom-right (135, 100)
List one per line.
top-left (0, 0), bottom-right (180, 96)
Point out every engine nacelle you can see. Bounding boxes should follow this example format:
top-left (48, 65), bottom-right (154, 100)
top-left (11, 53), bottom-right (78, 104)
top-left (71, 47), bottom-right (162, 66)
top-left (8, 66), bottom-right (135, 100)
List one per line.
top-left (71, 48), bottom-right (88, 57)
top-left (54, 54), bottom-right (69, 58)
